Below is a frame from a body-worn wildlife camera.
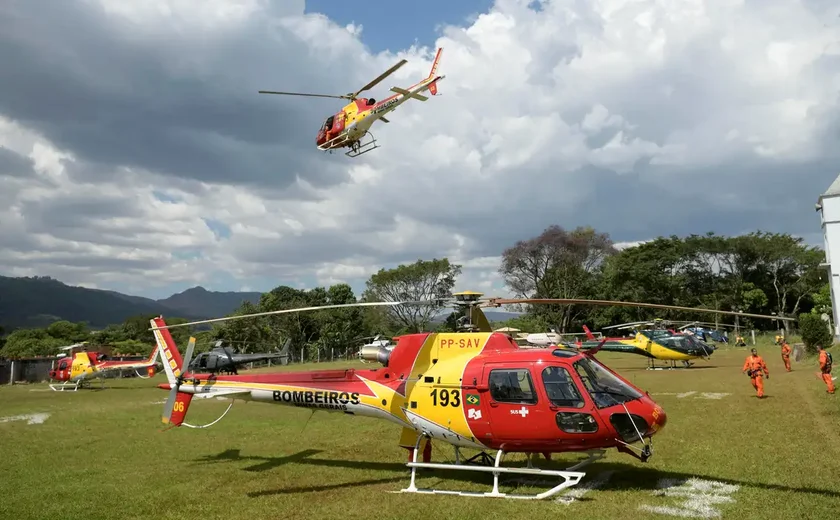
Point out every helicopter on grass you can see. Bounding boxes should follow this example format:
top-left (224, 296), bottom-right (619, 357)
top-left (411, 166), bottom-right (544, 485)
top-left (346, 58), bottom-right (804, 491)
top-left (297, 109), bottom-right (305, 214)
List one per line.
top-left (496, 302), bottom-right (793, 370)
top-left (146, 292), bottom-right (700, 500)
top-left (187, 339), bottom-right (291, 375)
top-left (259, 48), bottom-right (444, 157)
top-left (48, 343), bottom-right (160, 391)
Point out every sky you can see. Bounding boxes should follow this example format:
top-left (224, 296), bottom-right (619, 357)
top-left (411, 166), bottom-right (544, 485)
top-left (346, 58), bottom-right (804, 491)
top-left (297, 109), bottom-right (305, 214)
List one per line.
top-left (0, 0), bottom-right (839, 301)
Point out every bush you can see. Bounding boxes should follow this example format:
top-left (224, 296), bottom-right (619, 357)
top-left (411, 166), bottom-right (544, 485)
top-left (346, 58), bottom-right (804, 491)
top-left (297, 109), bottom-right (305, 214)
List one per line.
top-left (799, 313), bottom-right (833, 355)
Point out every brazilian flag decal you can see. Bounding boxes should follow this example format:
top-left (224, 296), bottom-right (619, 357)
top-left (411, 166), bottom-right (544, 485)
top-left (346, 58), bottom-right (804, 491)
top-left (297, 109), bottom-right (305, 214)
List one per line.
top-left (466, 394), bottom-right (480, 405)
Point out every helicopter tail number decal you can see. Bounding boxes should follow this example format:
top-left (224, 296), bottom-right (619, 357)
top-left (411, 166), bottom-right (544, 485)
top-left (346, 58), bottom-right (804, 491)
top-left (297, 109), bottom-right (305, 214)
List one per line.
top-left (165, 391), bottom-right (194, 427)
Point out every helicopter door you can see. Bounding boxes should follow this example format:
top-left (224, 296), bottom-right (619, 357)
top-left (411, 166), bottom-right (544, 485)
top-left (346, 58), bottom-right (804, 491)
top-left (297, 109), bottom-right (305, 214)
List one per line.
top-left (333, 111), bottom-right (346, 133)
top-left (540, 365), bottom-right (605, 441)
top-left (57, 358), bottom-right (70, 379)
top-left (482, 363), bottom-right (544, 442)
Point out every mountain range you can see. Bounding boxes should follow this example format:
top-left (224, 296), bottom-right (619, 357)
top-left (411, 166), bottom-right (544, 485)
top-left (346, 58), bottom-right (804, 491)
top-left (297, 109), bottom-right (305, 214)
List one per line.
top-left (0, 275), bottom-right (519, 331)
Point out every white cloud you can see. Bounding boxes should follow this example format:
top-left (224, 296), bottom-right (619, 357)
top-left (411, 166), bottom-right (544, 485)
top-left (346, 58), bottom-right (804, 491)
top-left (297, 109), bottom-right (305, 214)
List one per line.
top-left (1, 0), bottom-right (838, 302)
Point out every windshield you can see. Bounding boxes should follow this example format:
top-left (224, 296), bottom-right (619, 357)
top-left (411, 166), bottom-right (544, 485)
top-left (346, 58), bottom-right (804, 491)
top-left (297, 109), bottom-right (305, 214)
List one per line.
top-left (573, 357), bottom-right (643, 409)
top-left (641, 330), bottom-right (715, 355)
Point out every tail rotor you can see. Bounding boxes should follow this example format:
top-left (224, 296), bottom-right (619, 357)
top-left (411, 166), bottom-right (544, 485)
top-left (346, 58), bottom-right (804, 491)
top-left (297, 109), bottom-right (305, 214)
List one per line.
top-left (162, 337), bottom-right (196, 425)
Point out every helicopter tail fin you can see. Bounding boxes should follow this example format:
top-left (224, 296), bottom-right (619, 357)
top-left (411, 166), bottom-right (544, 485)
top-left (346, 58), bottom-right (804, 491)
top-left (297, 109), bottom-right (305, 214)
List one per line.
top-left (427, 47), bottom-right (443, 95)
top-left (150, 316), bottom-right (185, 386)
top-left (582, 325), bottom-right (596, 340)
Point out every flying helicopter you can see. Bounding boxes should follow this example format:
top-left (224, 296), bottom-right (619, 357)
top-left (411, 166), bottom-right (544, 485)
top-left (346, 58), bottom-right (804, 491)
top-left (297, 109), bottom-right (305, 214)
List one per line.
top-left (48, 343), bottom-right (161, 391)
top-left (147, 292), bottom-right (687, 500)
top-left (188, 339), bottom-right (291, 375)
top-left (258, 47), bottom-right (444, 157)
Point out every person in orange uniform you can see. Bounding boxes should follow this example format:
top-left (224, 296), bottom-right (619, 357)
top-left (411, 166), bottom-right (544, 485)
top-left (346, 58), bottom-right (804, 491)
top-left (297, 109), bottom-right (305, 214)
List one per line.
top-left (742, 348), bottom-right (769, 398)
top-left (817, 345), bottom-right (835, 394)
top-left (780, 341), bottom-right (792, 372)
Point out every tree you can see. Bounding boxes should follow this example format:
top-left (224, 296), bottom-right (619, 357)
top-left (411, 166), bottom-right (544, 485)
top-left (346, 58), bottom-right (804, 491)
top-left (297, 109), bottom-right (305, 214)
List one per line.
top-left (744, 232), bottom-right (826, 333)
top-left (799, 313), bottom-right (833, 354)
top-left (500, 225), bottom-right (616, 331)
top-left (0, 328), bottom-right (67, 358)
top-left (810, 283), bottom-right (832, 316)
top-left (362, 258), bottom-right (461, 333)
top-left (45, 320), bottom-right (89, 342)
top-left (315, 284), bottom-right (366, 359)
top-left (598, 236), bottom-right (688, 322)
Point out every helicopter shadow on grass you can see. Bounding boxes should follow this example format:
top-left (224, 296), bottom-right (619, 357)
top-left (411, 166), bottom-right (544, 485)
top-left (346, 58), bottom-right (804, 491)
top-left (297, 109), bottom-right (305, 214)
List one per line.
top-left (191, 448), bottom-right (840, 500)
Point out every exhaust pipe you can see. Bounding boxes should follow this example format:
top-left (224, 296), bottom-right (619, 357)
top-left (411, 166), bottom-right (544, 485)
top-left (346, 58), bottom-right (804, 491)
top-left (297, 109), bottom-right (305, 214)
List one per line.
top-left (360, 345), bottom-right (391, 366)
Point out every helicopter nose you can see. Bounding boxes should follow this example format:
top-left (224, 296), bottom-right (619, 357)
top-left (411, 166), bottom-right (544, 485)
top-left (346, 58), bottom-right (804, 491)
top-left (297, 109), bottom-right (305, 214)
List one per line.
top-left (648, 403), bottom-right (667, 434)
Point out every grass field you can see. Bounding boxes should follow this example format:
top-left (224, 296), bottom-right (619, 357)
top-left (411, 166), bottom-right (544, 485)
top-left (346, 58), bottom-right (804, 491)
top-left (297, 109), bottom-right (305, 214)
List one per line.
top-left (2, 341), bottom-right (838, 520)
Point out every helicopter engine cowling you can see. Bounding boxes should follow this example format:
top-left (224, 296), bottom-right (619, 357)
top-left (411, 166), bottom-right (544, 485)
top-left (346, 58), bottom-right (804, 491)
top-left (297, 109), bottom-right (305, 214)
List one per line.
top-left (360, 345), bottom-right (391, 366)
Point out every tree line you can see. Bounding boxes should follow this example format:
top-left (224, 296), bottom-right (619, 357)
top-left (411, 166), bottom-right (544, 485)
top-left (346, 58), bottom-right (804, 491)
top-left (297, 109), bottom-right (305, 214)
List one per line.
top-left (498, 227), bottom-right (827, 335)
top-left (0, 227), bottom-right (831, 359)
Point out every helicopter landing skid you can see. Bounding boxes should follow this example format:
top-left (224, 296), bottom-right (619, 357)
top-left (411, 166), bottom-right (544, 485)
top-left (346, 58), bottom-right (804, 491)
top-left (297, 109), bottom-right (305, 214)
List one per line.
top-left (49, 377), bottom-right (105, 391)
top-left (646, 360), bottom-right (694, 370)
top-left (397, 435), bottom-right (585, 500)
top-left (49, 380), bottom-right (81, 392)
top-left (345, 132), bottom-right (379, 157)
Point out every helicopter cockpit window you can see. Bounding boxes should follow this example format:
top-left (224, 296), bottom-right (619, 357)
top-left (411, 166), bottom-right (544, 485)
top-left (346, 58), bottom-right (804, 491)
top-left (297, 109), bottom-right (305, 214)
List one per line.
top-left (488, 369), bottom-right (537, 405)
top-left (541, 366), bottom-right (584, 409)
top-left (58, 359), bottom-right (69, 370)
top-left (573, 357), bottom-right (643, 409)
top-left (324, 116), bottom-right (335, 130)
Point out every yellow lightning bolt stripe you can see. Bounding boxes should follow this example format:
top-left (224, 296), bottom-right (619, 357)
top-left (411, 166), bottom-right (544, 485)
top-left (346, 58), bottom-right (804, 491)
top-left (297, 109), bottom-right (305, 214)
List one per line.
top-left (356, 376), bottom-right (412, 427)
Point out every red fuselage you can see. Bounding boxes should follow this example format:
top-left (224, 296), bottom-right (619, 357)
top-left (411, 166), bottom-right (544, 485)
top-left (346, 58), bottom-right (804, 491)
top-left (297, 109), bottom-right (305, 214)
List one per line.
top-left (163, 332), bottom-right (667, 454)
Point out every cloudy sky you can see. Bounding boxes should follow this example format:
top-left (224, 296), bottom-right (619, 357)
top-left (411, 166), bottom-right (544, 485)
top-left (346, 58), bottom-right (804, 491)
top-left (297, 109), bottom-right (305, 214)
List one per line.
top-left (1, 0), bottom-right (838, 300)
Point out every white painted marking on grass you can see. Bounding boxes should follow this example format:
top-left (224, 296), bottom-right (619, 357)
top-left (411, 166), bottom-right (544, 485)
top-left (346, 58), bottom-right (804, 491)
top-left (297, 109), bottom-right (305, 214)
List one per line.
top-left (639, 478), bottom-right (739, 518)
top-left (555, 471), bottom-right (614, 504)
top-left (150, 400), bottom-right (167, 404)
top-left (0, 413), bottom-right (51, 425)
top-left (676, 391), bottom-right (697, 398)
top-left (698, 392), bottom-right (730, 400)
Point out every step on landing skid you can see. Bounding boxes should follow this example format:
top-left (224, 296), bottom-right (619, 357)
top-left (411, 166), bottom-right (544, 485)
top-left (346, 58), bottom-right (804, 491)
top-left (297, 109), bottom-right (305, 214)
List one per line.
top-left (396, 435), bottom-right (587, 500)
top-left (317, 131), bottom-right (379, 158)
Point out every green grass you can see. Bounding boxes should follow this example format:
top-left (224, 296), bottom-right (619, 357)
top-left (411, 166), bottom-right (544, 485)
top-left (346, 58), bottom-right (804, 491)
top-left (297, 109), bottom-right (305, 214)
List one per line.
top-left (1, 341), bottom-right (838, 520)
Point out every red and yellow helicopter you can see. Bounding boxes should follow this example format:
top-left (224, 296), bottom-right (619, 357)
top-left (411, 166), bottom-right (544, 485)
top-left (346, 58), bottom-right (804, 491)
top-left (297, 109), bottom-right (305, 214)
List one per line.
top-left (148, 292), bottom-right (681, 500)
top-left (48, 343), bottom-right (160, 391)
top-left (258, 48), bottom-right (445, 157)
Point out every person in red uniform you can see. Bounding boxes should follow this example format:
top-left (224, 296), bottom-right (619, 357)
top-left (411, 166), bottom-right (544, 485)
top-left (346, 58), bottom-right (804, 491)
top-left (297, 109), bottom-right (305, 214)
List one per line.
top-left (817, 345), bottom-right (835, 394)
top-left (780, 341), bottom-right (792, 372)
top-left (742, 348), bottom-right (769, 398)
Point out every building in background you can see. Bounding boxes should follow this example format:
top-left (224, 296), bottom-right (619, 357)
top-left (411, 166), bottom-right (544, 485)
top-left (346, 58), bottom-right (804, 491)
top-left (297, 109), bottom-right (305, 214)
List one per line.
top-left (816, 174), bottom-right (840, 341)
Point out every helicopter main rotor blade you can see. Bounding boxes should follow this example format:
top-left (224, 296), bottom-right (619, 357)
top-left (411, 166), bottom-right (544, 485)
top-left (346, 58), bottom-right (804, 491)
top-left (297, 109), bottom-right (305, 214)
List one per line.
top-left (487, 298), bottom-right (796, 321)
top-left (258, 90), bottom-right (350, 99)
top-left (351, 58), bottom-right (408, 98)
top-left (148, 300), bottom-right (439, 331)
